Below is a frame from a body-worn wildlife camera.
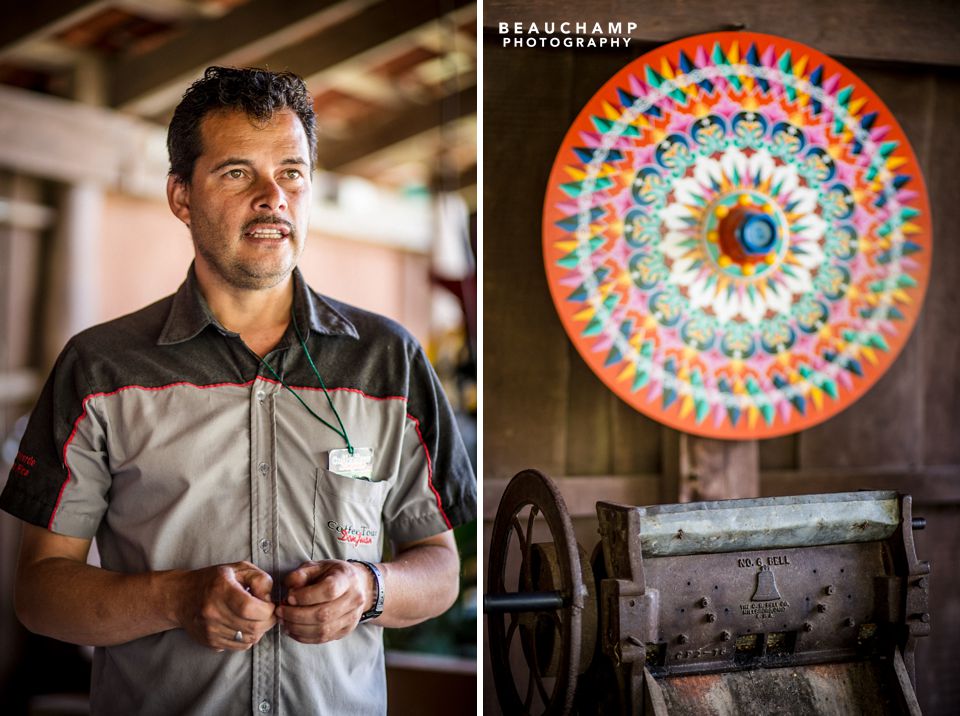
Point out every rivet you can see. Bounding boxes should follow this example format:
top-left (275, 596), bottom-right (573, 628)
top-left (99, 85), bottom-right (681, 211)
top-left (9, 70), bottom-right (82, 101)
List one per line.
top-left (802, 622), bottom-right (813, 632)
top-left (706, 613), bottom-right (717, 623)
top-left (677, 634), bottom-right (688, 644)
top-left (825, 585), bottom-right (835, 595)
top-left (720, 630), bottom-right (731, 641)
top-left (817, 603), bottom-right (828, 613)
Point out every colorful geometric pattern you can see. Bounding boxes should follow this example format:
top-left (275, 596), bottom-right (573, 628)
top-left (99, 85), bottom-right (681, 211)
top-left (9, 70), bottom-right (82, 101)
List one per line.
top-left (542, 32), bottom-right (931, 439)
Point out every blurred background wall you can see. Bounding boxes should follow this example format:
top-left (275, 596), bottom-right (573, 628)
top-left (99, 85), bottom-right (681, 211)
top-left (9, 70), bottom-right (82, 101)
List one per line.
top-left (0, 2), bottom-right (477, 714)
top-left (483, 1), bottom-right (959, 714)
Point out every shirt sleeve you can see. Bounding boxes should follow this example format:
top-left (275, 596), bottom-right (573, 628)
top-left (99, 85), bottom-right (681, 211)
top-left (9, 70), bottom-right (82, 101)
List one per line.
top-left (381, 343), bottom-right (476, 544)
top-left (0, 341), bottom-right (111, 538)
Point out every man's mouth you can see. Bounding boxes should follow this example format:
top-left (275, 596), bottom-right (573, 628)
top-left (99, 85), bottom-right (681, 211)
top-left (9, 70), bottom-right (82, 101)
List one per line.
top-left (244, 223), bottom-right (291, 240)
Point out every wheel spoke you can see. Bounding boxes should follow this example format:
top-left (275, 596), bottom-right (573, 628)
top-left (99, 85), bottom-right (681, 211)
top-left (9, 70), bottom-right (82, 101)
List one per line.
top-left (521, 615), bottom-right (553, 711)
top-left (525, 504), bottom-right (540, 548)
top-left (523, 663), bottom-right (535, 710)
top-left (505, 612), bottom-right (519, 649)
top-left (549, 609), bottom-right (563, 634)
top-left (532, 663), bottom-right (551, 706)
top-left (511, 514), bottom-right (527, 553)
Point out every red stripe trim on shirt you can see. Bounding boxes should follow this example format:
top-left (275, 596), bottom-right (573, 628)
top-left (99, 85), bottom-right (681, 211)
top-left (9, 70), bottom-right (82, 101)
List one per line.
top-left (405, 413), bottom-right (452, 530)
top-left (51, 380), bottom-right (255, 530)
top-left (51, 379), bottom-right (453, 531)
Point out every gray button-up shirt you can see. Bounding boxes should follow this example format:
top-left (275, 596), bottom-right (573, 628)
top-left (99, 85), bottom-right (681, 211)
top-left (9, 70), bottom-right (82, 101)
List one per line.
top-left (1, 266), bottom-right (477, 714)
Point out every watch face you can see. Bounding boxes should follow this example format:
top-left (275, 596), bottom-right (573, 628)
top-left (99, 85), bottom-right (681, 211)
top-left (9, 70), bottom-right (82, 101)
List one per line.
top-left (543, 31), bottom-right (931, 439)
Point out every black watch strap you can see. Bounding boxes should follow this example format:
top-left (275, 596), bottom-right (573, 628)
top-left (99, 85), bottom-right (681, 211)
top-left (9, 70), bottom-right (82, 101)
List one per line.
top-left (348, 559), bottom-right (384, 622)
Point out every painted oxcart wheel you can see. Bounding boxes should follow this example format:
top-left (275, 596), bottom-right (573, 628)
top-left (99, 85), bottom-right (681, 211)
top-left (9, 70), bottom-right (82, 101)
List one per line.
top-left (543, 32), bottom-right (931, 439)
top-left (486, 470), bottom-right (595, 715)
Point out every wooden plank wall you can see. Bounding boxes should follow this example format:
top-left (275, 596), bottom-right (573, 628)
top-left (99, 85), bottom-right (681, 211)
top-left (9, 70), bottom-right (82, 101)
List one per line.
top-left (482, 2), bottom-right (960, 713)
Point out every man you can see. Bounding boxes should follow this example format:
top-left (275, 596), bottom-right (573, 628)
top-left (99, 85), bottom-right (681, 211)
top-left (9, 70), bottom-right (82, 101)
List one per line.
top-left (0, 67), bottom-right (476, 714)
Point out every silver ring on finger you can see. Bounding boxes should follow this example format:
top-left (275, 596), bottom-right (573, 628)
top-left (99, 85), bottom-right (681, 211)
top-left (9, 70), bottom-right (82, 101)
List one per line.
top-left (234, 630), bottom-right (244, 643)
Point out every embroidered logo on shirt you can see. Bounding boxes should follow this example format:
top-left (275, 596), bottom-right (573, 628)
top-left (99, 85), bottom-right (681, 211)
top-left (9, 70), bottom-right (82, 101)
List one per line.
top-left (327, 520), bottom-right (379, 547)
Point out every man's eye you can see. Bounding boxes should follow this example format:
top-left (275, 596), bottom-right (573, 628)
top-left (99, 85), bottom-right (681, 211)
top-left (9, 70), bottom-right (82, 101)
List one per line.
top-left (284, 169), bottom-right (302, 179)
top-left (226, 169), bottom-right (245, 179)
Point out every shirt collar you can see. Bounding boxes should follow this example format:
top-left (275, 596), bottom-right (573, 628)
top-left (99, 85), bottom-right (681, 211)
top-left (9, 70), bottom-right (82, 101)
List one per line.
top-left (157, 264), bottom-right (358, 345)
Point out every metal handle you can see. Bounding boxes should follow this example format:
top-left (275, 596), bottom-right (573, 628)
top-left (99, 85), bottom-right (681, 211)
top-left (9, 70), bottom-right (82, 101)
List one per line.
top-left (483, 590), bottom-right (566, 614)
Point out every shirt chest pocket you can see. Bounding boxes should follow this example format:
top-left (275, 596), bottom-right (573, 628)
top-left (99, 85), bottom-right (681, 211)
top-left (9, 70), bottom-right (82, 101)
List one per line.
top-left (311, 468), bottom-right (388, 561)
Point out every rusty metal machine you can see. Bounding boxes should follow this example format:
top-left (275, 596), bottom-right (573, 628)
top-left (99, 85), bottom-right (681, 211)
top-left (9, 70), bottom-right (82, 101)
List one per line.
top-left (485, 470), bottom-right (930, 715)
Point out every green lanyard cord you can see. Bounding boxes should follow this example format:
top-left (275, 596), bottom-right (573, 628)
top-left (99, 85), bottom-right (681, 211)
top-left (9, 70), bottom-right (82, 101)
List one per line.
top-left (254, 309), bottom-right (354, 455)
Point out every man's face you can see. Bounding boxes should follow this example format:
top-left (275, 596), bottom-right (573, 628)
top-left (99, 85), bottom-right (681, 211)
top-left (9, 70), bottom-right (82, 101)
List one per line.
top-left (168, 108), bottom-right (312, 291)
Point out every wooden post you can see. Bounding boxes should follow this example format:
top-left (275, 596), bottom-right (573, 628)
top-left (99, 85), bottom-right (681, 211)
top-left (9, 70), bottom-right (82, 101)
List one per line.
top-left (43, 57), bottom-right (105, 366)
top-left (662, 428), bottom-right (759, 503)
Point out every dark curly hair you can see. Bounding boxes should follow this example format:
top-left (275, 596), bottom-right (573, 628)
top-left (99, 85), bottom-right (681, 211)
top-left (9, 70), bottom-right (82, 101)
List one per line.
top-left (167, 66), bottom-right (317, 183)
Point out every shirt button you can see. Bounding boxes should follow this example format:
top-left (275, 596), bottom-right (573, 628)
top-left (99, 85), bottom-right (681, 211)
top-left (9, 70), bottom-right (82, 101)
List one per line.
top-left (259, 539), bottom-right (272, 553)
top-left (256, 390), bottom-right (266, 402)
top-left (258, 701), bottom-right (271, 713)
top-left (258, 462), bottom-right (269, 475)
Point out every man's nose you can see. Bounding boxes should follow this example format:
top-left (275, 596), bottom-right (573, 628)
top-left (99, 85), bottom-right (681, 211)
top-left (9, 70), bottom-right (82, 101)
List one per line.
top-left (252, 177), bottom-right (287, 212)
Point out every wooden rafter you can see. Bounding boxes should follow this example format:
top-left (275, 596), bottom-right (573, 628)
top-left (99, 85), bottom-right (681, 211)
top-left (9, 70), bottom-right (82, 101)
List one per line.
top-left (0, 1), bottom-right (110, 56)
top-left (107, 0), bottom-right (348, 112)
top-left (318, 83), bottom-right (475, 170)
top-left (258, 0), bottom-right (472, 82)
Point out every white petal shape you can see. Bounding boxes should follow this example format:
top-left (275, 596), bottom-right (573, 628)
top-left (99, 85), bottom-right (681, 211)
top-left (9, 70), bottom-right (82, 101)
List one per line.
top-left (785, 186), bottom-right (818, 215)
top-left (671, 257), bottom-right (701, 284)
top-left (720, 147), bottom-right (749, 187)
top-left (780, 265), bottom-right (815, 294)
top-left (761, 281), bottom-right (793, 317)
top-left (747, 149), bottom-right (776, 186)
top-left (673, 177), bottom-right (708, 206)
top-left (791, 212), bottom-right (826, 241)
top-left (770, 165), bottom-right (799, 198)
top-left (687, 273), bottom-right (716, 310)
top-left (693, 157), bottom-right (723, 194)
top-left (712, 287), bottom-right (738, 323)
top-left (739, 288), bottom-right (767, 325)
top-left (790, 241), bottom-right (825, 270)
top-left (660, 202), bottom-right (696, 230)
top-left (661, 230), bottom-right (695, 259)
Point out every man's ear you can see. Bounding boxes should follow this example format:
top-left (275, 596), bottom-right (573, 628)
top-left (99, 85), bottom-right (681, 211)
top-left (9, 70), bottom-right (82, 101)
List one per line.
top-left (167, 175), bottom-right (191, 226)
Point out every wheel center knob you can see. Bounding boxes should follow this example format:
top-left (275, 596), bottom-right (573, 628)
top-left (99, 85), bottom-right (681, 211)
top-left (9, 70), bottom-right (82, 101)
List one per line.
top-left (707, 193), bottom-right (783, 276)
top-left (738, 212), bottom-right (777, 254)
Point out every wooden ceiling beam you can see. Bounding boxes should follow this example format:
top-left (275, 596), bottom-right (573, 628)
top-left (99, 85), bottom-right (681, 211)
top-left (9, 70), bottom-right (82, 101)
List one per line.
top-left (111, 0), bottom-right (222, 22)
top-left (319, 83), bottom-right (475, 170)
top-left (0, 1), bottom-right (110, 57)
top-left (107, 0), bottom-right (350, 113)
top-left (259, 0), bottom-right (472, 81)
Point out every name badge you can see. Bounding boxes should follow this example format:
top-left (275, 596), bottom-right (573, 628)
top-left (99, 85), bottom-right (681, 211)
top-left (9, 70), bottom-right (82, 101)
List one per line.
top-left (329, 447), bottom-right (375, 479)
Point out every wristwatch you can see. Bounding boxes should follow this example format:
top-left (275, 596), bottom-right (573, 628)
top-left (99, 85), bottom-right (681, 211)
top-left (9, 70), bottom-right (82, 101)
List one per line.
top-left (348, 559), bottom-right (384, 622)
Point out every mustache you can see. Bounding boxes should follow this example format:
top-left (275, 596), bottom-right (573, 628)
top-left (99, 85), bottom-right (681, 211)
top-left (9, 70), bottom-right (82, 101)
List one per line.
top-left (242, 215), bottom-right (294, 234)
